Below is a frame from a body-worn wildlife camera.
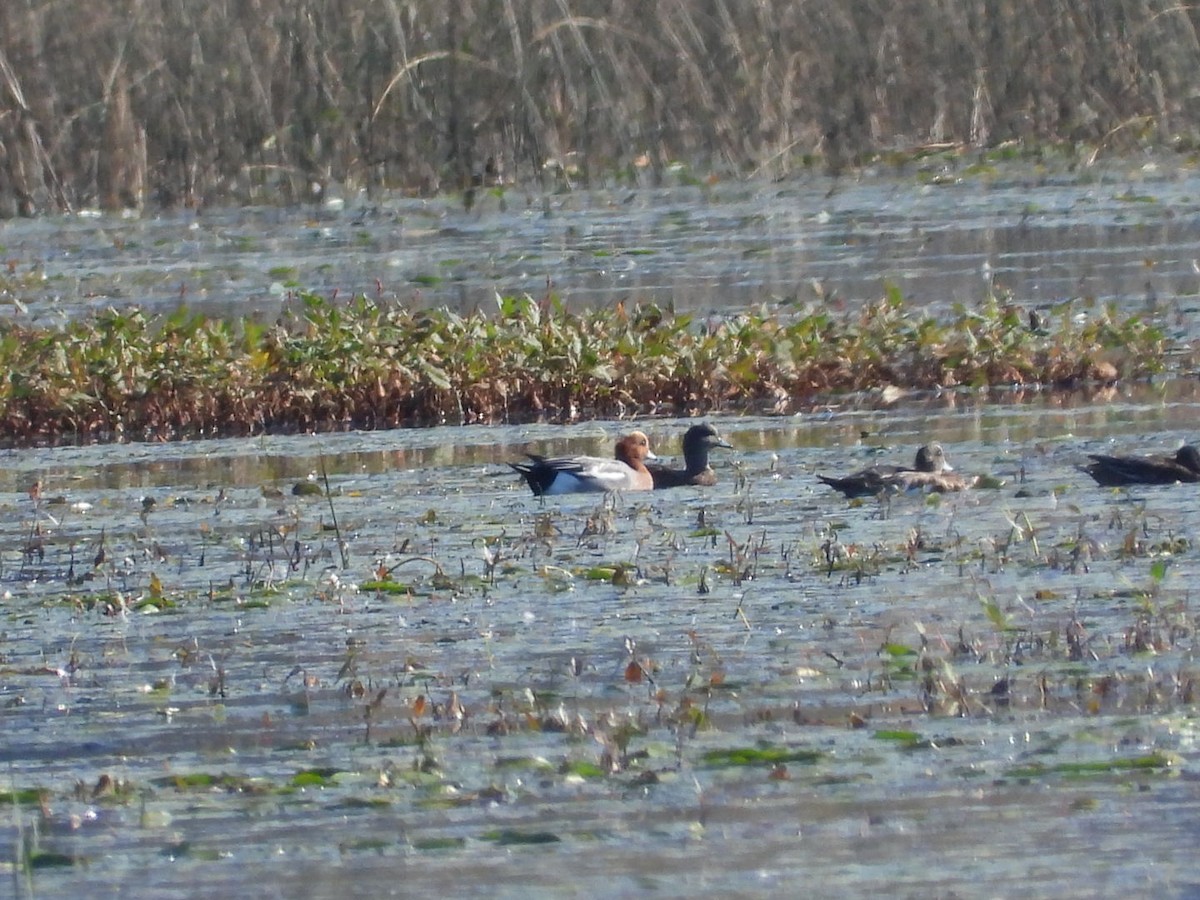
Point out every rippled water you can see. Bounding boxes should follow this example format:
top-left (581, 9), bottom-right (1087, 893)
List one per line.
top-left (3, 155), bottom-right (1200, 330)
top-left (4, 385), bottom-right (1200, 897)
top-left (5, 165), bottom-right (1200, 897)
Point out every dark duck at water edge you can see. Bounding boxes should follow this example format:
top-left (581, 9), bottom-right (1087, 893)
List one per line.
top-left (817, 443), bottom-right (959, 498)
top-left (647, 423), bottom-right (733, 488)
top-left (510, 431), bottom-right (657, 495)
top-left (1081, 444), bottom-right (1200, 486)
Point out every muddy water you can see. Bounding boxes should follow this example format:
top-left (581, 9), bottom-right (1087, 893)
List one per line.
top-left (5, 165), bottom-right (1200, 897)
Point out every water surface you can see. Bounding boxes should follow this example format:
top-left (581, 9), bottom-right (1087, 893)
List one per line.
top-left (3, 157), bottom-right (1200, 332)
top-left (5, 165), bottom-right (1200, 897)
top-left (4, 388), bottom-right (1200, 897)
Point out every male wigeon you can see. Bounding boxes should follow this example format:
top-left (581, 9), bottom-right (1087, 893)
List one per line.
top-left (818, 443), bottom-right (958, 497)
top-left (1082, 444), bottom-right (1200, 486)
top-left (648, 423), bottom-right (733, 488)
top-left (511, 431), bottom-right (657, 495)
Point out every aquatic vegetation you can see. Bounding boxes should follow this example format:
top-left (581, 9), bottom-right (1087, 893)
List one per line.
top-left (1007, 751), bottom-right (1175, 780)
top-left (701, 745), bottom-right (824, 768)
top-left (480, 829), bottom-right (562, 846)
top-left (7, 387), bottom-right (1200, 895)
top-left (0, 288), bottom-right (1178, 447)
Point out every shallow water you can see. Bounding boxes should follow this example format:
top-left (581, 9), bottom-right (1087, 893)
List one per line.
top-left (6, 164), bottom-right (1200, 896)
top-left (4, 156), bottom-right (1200, 332)
top-left (4, 384), bottom-right (1200, 897)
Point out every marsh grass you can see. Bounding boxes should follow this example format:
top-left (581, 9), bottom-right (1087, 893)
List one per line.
top-left (0, 287), bottom-right (1179, 446)
top-left (3, 2), bottom-right (1200, 213)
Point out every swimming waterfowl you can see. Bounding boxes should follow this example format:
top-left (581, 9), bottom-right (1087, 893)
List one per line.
top-left (510, 431), bottom-right (657, 495)
top-left (647, 423), bottom-right (733, 488)
top-left (1081, 444), bottom-right (1200, 486)
top-left (881, 468), bottom-right (974, 493)
top-left (817, 443), bottom-right (955, 498)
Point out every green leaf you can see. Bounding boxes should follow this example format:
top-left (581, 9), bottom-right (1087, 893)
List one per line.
top-left (481, 829), bottom-right (561, 845)
top-left (874, 729), bottom-right (922, 744)
top-left (292, 768), bottom-right (340, 787)
top-left (982, 600), bottom-right (1008, 630)
top-left (701, 745), bottom-right (823, 768)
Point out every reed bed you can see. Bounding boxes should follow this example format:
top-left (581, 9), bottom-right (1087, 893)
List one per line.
top-left (0, 289), bottom-right (1175, 446)
top-left (1, 1), bottom-right (1199, 214)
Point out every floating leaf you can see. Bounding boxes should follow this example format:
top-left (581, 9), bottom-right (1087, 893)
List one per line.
top-left (0, 788), bottom-right (46, 805)
top-left (28, 851), bottom-right (79, 868)
top-left (1008, 752), bottom-right (1174, 779)
top-left (982, 599), bottom-right (1008, 630)
top-left (411, 837), bottom-right (467, 851)
top-left (561, 759), bottom-right (606, 779)
top-left (481, 829), bottom-right (561, 845)
top-left (292, 768), bottom-right (340, 788)
top-left (360, 580), bottom-right (411, 594)
top-left (701, 745), bottom-right (823, 768)
top-left (874, 729), bottom-right (922, 745)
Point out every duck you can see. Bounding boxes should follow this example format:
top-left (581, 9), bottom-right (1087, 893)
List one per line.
top-left (511, 431), bottom-right (657, 495)
top-left (1081, 444), bottom-right (1200, 486)
top-left (817, 443), bottom-right (957, 498)
top-left (881, 468), bottom-right (975, 493)
top-left (647, 423), bottom-right (733, 488)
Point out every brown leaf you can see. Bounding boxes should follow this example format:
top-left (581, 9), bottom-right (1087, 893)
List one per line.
top-left (624, 660), bottom-right (644, 683)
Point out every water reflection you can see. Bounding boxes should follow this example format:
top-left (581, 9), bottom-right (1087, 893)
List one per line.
top-left (1, 379), bottom-right (1198, 493)
top-left (4, 160), bottom-right (1200, 329)
top-left (4, 371), bottom-right (1199, 899)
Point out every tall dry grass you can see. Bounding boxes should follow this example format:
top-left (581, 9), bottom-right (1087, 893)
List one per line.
top-left (0, 0), bottom-right (1198, 215)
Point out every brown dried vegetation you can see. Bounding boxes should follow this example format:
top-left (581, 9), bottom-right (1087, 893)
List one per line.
top-left (2, 2), bottom-right (1200, 214)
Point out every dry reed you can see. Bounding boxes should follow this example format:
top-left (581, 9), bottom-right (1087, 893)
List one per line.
top-left (0, 1), bottom-right (1198, 214)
